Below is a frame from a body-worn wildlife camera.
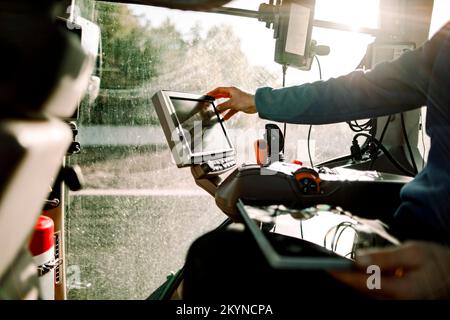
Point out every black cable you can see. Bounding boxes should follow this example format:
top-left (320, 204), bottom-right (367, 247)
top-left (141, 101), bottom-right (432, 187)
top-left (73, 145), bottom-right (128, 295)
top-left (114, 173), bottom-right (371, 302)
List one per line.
top-left (334, 223), bottom-right (356, 252)
top-left (348, 232), bottom-right (360, 260)
top-left (299, 220), bottom-right (304, 238)
top-left (324, 222), bottom-right (353, 251)
top-left (331, 222), bottom-right (355, 251)
top-left (370, 115), bottom-right (391, 170)
top-left (351, 120), bottom-right (371, 129)
top-left (282, 64), bottom-right (287, 153)
top-left (348, 119), bottom-right (373, 132)
top-left (324, 225), bottom-right (334, 249)
top-left (353, 133), bottom-right (416, 176)
top-left (306, 56), bottom-right (322, 168)
top-left (346, 50), bottom-right (374, 139)
top-left (333, 225), bottom-right (347, 251)
top-left (314, 55), bottom-right (322, 80)
top-left (307, 125), bottom-right (314, 167)
top-left (401, 113), bottom-right (418, 174)
top-left (376, 116), bottom-right (391, 148)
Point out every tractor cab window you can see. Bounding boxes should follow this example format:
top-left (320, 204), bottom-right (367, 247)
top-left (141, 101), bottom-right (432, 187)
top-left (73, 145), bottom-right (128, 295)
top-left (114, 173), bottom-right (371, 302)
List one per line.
top-left (66, 0), bottom-right (379, 299)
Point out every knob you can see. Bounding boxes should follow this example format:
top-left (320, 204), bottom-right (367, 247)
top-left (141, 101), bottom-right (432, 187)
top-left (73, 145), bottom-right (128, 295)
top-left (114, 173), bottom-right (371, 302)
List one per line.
top-left (294, 167), bottom-right (321, 194)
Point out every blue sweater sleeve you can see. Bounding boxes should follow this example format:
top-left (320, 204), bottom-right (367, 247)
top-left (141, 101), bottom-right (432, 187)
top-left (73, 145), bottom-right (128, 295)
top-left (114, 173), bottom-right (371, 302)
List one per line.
top-left (254, 32), bottom-right (442, 125)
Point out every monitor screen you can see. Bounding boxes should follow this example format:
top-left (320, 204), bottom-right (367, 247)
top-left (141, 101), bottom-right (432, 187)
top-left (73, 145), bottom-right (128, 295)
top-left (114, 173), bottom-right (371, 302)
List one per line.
top-left (170, 97), bottom-right (232, 155)
top-left (285, 3), bottom-right (311, 56)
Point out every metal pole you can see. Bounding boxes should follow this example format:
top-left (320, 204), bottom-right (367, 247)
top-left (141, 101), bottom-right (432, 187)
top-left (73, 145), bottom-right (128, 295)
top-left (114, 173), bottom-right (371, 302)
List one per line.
top-left (203, 7), bottom-right (379, 36)
top-left (208, 7), bottom-right (260, 19)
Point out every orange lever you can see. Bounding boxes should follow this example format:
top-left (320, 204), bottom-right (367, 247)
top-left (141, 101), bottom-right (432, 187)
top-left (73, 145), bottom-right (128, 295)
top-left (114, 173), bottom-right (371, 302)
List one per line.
top-left (254, 139), bottom-right (268, 166)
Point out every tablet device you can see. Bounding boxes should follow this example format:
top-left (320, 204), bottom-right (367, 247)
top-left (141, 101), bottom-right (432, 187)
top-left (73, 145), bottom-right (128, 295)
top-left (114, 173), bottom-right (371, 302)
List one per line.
top-left (237, 199), bottom-right (355, 270)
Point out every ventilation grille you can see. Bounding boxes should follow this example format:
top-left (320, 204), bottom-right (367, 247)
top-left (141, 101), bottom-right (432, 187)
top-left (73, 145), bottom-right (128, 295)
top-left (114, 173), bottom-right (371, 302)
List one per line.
top-left (54, 231), bottom-right (61, 284)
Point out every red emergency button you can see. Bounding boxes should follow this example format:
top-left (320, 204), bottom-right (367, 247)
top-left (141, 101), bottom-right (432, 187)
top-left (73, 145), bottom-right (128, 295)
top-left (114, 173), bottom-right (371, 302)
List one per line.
top-left (292, 160), bottom-right (303, 166)
top-left (29, 215), bottom-right (54, 257)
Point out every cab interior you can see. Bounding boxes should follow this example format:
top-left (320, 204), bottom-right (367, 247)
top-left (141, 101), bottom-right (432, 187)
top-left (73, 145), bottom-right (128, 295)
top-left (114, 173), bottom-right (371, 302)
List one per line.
top-left (0, 0), bottom-right (449, 301)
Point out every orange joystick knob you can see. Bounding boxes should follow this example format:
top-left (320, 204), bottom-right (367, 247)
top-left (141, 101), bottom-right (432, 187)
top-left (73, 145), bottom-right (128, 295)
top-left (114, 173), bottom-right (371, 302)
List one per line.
top-left (294, 167), bottom-right (321, 194)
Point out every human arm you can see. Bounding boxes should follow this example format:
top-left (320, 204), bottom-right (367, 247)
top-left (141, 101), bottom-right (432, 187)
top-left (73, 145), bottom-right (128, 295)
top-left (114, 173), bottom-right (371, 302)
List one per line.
top-left (209, 26), bottom-right (447, 124)
top-left (255, 45), bottom-right (431, 124)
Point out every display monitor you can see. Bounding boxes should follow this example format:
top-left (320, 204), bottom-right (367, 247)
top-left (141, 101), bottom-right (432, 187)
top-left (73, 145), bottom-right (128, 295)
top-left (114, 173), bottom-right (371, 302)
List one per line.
top-left (274, 0), bottom-right (316, 70)
top-left (152, 90), bottom-right (234, 167)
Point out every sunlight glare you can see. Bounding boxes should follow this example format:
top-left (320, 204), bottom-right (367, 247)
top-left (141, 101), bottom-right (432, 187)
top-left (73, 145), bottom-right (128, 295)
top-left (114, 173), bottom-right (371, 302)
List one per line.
top-left (315, 0), bottom-right (380, 30)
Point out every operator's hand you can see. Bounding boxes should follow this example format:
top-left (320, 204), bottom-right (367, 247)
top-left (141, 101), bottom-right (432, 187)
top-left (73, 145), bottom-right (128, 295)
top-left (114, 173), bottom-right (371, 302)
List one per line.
top-left (330, 241), bottom-right (450, 299)
top-left (207, 87), bottom-right (257, 120)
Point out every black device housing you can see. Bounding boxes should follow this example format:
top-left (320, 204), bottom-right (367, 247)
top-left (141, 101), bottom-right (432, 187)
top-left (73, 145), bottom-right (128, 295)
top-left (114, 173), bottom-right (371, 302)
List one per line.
top-left (274, 0), bottom-right (316, 70)
top-left (215, 164), bottom-right (412, 224)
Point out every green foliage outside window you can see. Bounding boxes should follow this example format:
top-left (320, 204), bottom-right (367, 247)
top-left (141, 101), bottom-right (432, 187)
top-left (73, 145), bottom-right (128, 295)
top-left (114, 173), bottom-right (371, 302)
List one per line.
top-left (80, 2), bottom-right (276, 127)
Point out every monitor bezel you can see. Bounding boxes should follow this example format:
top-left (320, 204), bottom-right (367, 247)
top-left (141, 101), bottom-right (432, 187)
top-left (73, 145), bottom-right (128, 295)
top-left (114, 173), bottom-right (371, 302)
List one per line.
top-left (154, 90), bottom-right (235, 167)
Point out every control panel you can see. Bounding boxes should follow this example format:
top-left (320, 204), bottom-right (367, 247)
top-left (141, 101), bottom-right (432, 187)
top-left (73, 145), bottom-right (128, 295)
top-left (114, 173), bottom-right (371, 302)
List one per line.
top-left (215, 161), bottom-right (413, 221)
